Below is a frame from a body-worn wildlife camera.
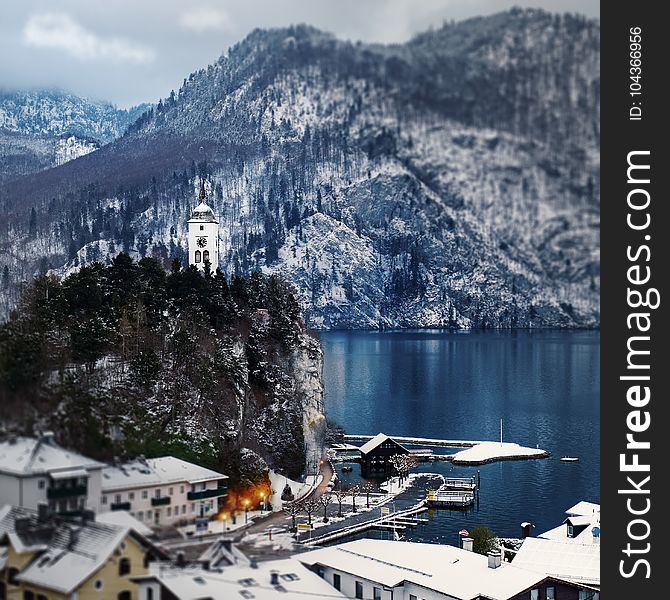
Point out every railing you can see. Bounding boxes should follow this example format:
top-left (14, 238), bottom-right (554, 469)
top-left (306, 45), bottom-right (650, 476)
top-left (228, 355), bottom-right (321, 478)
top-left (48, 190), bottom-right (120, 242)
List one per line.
top-left (151, 496), bottom-right (171, 506)
top-left (187, 486), bottom-right (227, 501)
top-left (111, 501), bottom-right (131, 511)
top-left (46, 485), bottom-right (87, 499)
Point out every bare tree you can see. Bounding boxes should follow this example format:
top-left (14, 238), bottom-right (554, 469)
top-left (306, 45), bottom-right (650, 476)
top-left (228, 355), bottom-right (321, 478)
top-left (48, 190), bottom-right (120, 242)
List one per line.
top-left (283, 501), bottom-right (303, 531)
top-left (302, 498), bottom-right (320, 525)
top-left (333, 488), bottom-right (347, 517)
top-left (362, 482), bottom-right (375, 508)
top-left (319, 493), bottom-right (333, 522)
top-left (349, 485), bottom-right (360, 513)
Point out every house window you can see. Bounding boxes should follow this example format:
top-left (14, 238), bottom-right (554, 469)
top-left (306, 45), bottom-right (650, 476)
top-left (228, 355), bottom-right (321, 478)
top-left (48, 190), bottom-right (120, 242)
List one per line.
top-left (567, 524), bottom-right (574, 538)
top-left (530, 589), bottom-right (539, 600)
top-left (155, 489), bottom-right (161, 498)
top-left (182, 505), bottom-right (187, 514)
top-left (180, 485), bottom-right (185, 494)
top-left (409, 596), bottom-right (417, 600)
top-left (195, 250), bottom-right (202, 263)
top-left (8, 568), bottom-right (20, 585)
top-left (101, 495), bottom-right (107, 505)
top-left (94, 580), bottom-right (103, 590)
top-left (118, 592), bottom-right (131, 600)
top-left (373, 587), bottom-right (382, 600)
top-left (333, 574), bottom-right (341, 591)
top-left (23, 591), bottom-right (35, 600)
top-left (355, 581), bottom-right (364, 599)
top-left (119, 557), bottom-right (131, 576)
top-left (138, 511), bottom-right (144, 520)
top-left (36, 595), bottom-right (47, 600)
top-left (146, 510), bottom-right (152, 519)
top-left (115, 494), bottom-right (122, 504)
top-left (142, 490), bottom-right (148, 499)
top-left (579, 592), bottom-right (596, 600)
top-left (169, 487), bottom-right (173, 496)
top-left (129, 492), bottom-right (134, 500)
top-left (200, 225), bottom-right (204, 231)
top-left (38, 479), bottom-right (45, 489)
top-left (317, 566), bottom-right (324, 578)
top-left (203, 250), bottom-right (210, 262)
top-left (147, 589), bottom-right (154, 600)
top-left (546, 586), bottom-right (555, 600)
top-left (167, 507), bottom-right (172, 517)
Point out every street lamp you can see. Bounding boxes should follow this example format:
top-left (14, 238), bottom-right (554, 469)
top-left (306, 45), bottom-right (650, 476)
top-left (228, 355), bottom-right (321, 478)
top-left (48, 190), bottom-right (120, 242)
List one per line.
top-left (260, 491), bottom-right (267, 513)
top-left (221, 512), bottom-right (229, 531)
top-left (243, 498), bottom-right (250, 523)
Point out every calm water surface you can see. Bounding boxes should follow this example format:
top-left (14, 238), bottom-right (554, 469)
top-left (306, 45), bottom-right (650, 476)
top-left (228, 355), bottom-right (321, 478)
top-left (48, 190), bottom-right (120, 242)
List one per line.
top-left (321, 330), bottom-right (600, 541)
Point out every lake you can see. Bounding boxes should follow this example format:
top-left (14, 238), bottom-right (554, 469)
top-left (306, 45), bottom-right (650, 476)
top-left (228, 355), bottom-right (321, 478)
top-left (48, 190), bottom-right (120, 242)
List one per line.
top-left (320, 329), bottom-right (600, 541)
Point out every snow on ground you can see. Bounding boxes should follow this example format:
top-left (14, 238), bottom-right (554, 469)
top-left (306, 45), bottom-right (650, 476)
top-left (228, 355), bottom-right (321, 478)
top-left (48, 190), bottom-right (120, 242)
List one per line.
top-left (269, 470), bottom-right (322, 511)
top-left (450, 441), bottom-right (547, 464)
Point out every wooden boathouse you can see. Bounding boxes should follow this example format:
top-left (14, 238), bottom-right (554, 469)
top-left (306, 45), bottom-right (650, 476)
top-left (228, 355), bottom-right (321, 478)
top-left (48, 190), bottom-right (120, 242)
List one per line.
top-left (359, 433), bottom-right (410, 477)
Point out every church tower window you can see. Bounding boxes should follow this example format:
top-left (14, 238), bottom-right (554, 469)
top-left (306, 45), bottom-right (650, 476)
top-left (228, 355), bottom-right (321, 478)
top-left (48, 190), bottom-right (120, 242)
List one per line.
top-left (203, 250), bottom-right (209, 262)
top-left (195, 250), bottom-right (201, 263)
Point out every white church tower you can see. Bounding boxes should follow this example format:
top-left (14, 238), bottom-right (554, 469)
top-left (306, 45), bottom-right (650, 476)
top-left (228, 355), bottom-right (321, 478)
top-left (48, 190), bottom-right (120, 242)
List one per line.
top-left (188, 178), bottom-right (219, 271)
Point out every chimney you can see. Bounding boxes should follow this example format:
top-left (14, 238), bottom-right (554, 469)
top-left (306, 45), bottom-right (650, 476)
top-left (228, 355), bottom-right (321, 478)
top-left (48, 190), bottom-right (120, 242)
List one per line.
top-left (461, 537), bottom-right (474, 552)
top-left (521, 522), bottom-right (533, 539)
top-left (37, 503), bottom-right (51, 522)
top-left (487, 551), bottom-right (502, 569)
top-left (270, 571), bottom-right (279, 585)
top-left (176, 552), bottom-right (186, 568)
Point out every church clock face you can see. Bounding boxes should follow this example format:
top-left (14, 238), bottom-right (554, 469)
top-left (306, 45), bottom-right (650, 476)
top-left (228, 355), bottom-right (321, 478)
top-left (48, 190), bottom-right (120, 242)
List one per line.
top-left (196, 236), bottom-right (208, 248)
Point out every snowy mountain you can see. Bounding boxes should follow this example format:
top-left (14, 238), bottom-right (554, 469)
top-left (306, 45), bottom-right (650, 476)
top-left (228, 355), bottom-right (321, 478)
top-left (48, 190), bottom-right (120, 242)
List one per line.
top-left (0, 9), bottom-right (600, 328)
top-left (0, 89), bottom-right (147, 142)
top-left (0, 90), bottom-right (149, 181)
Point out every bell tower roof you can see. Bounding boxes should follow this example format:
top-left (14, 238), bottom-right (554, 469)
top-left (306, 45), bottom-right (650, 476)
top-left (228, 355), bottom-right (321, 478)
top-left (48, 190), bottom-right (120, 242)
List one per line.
top-left (188, 201), bottom-right (217, 223)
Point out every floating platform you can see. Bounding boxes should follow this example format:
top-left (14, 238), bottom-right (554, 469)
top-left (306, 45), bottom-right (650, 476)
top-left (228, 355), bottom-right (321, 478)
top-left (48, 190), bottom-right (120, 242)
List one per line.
top-left (560, 456), bottom-right (579, 462)
top-left (442, 476), bottom-right (477, 491)
top-left (426, 489), bottom-right (475, 508)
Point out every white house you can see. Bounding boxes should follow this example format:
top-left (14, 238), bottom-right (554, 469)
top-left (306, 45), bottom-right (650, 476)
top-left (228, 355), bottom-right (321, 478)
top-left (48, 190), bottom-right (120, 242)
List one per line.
top-left (133, 557), bottom-right (348, 600)
top-left (97, 456), bottom-right (228, 527)
top-left (513, 501), bottom-right (601, 590)
top-left (298, 539), bottom-right (599, 600)
top-left (0, 433), bottom-right (104, 515)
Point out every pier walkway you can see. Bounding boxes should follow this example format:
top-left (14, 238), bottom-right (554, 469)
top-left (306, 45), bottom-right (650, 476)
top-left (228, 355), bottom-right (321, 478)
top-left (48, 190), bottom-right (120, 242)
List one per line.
top-left (298, 474), bottom-right (442, 546)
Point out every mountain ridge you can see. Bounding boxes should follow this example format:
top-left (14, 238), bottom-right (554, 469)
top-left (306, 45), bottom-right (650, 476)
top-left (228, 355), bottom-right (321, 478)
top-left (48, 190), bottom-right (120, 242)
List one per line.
top-left (0, 9), bottom-right (600, 329)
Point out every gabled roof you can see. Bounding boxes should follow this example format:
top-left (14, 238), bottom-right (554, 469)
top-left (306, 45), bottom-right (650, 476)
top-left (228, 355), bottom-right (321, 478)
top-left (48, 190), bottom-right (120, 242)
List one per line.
top-left (133, 558), bottom-right (347, 599)
top-left (359, 433), bottom-right (408, 455)
top-left (102, 456), bottom-right (227, 491)
top-left (565, 501), bottom-right (600, 517)
top-left (0, 437), bottom-right (103, 476)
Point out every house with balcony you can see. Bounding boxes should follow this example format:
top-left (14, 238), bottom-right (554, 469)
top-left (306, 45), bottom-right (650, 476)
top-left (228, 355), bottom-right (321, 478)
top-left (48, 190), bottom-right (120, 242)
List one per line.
top-left (98, 456), bottom-right (228, 528)
top-left (0, 433), bottom-right (104, 516)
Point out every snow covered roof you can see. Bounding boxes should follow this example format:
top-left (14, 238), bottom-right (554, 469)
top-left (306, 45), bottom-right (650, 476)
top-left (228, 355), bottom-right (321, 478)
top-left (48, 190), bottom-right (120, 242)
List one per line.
top-left (188, 201), bottom-right (218, 223)
top-left (0, 505), bottom-right (37, 537)
top-left (102, 456), bottom-right (227, 491)
top-left (359, 433), bottom-right (408, 455)
top-left (512, 537), bottom-right (600, 586)
top-left (136, 558), bottom-right (347, 599)
top-left (97, 510), bottom-right (153, 537)
top-left (565, 501), bottom-right (600, 517)
top-left (13, 521), bottom-right (129, 594)
top-left (538, 501), bottom-right (600, 543)
top-left (0, 436), bottom-right (103, 476)
top-left (299, 539), bottom-right (547, 600)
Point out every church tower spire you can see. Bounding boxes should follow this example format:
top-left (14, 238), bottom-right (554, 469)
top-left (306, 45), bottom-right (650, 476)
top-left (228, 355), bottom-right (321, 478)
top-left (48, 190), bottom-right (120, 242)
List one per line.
top-left (188, 177), bottom-right (219, 271)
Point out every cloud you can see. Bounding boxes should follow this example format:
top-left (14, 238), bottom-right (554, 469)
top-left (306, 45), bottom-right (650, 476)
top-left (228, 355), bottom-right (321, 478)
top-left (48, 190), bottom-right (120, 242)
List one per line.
top-left (22, 12), bottom-right (154, 64)
top-left (179, 6), bottom-right (233, 33)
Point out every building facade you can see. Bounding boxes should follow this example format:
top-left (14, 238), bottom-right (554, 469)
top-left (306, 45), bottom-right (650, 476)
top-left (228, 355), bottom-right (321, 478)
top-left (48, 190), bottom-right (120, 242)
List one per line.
top-left (97, 456), bottom-right (228, 528)
top-left (0, 434), bottom-right (103, 516)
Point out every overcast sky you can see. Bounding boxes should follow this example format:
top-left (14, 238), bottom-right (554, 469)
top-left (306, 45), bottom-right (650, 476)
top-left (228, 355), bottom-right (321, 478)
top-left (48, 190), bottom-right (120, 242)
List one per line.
top-left (1, 0), bottom-right (599, 108)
